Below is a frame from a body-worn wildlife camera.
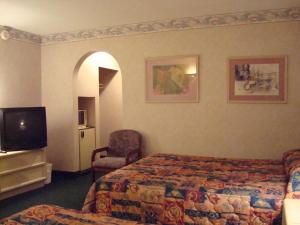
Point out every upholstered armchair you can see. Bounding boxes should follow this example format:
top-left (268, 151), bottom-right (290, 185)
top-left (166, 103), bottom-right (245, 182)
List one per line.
top-left (91, 129), bottom-right (142, 181)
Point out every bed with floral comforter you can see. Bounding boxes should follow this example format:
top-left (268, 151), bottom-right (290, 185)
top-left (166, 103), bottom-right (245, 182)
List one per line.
top-left (0, 204), bottom-right (144, 225)
top-left (82, 153), bottom-right (290, 225)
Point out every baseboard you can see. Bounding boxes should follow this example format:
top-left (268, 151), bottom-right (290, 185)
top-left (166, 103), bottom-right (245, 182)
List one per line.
top-left (52, 169), bottom-right (91, 176)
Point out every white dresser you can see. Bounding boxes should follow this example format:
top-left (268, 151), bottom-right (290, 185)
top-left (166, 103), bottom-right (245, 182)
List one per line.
top-left (0, 149), bottom-right (46, 200)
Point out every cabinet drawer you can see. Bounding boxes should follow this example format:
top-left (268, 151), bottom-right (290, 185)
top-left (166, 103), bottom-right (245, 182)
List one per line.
top-left (0, 163), bottom-right (46, 192)
top-left (0, 150), bottom-right (45, 172)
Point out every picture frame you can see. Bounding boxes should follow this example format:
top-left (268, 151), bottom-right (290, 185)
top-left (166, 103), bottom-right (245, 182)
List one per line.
top-left (228, 56), bottom-right (287, 103)
top-left (145, 55), bottom-right (199, 102)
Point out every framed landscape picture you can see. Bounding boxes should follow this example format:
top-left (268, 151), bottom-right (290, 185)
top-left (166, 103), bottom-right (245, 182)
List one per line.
top-left (228, 56), bottom-right (287, 103)
top-left (145, 55), bottom-right (199, 102)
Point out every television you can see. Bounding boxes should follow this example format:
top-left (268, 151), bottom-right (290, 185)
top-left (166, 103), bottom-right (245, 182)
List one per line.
top-left (0, 107), bottom-right (47, 152)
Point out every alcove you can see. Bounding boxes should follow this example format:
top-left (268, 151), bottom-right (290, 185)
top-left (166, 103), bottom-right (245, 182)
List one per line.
top-left (73, 51), bottom-right (123, 171)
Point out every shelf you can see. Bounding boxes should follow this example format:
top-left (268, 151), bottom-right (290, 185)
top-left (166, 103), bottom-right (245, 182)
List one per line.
top-left (0, 162), bottom-right (46, 176)
top-left (1, 177), bottom-right (46, 193)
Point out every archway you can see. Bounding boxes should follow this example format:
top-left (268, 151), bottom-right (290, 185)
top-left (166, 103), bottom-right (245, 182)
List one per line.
top-left (73, 51), bottom-right (123, 170)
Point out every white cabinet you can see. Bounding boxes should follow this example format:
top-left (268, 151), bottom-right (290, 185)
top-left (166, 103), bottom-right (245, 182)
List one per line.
top-left (0, 149), bottom-right (46, 200)
top-left (79, 128), bottom-right (95, 171)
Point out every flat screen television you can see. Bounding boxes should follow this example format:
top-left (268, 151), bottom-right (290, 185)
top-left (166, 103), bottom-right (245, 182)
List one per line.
top-left (0, 107), bottom-right (47, 152)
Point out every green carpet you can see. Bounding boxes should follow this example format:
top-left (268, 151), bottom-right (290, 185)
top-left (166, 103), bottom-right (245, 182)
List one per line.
top-left (0, 171), bottom-right (103, 219)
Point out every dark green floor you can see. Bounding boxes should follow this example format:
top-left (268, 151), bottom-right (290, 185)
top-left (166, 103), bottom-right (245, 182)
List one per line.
top-left (0, 171), bottom-right (103, 219)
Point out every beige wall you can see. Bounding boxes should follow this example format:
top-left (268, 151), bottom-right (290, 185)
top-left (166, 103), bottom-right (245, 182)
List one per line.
top-left (41, 44), bottom-right (76, 170)
top-left (0, 39), bottom-right (41, 107)
top-left (42, 21), bottom-right (300, 171)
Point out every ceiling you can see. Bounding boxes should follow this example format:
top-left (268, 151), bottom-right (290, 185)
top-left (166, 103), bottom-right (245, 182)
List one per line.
top-left (1, 0), bottom-right (300, 35)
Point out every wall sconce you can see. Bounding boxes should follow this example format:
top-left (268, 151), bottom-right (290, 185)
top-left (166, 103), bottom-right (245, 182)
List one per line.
top-left (0, 27), bottom-right (10, 41)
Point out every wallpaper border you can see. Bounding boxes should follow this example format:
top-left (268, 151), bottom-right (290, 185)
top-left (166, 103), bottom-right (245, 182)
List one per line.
top-left (3, 7), bottom-right (300, 45)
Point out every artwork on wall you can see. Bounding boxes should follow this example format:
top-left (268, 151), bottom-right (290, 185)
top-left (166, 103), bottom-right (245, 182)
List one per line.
top-left (228, 56), bottom-right (287, 103)
top-left (145, 55), bottom-right (199, 102)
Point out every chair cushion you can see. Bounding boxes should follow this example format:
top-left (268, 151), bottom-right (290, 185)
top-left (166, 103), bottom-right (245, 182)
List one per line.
top-left (92, 157), bottom-right (126, 169)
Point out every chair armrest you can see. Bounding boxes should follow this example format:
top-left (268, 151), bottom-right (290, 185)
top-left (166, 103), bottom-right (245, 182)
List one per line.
top-left (92, 147), bottom-right (109, 162)
top-left (125, 149), bottom-right (141, 164)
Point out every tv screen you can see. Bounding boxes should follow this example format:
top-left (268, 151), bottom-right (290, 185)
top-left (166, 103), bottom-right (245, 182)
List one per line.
top-left (0, 107), bottom-right (47, 151)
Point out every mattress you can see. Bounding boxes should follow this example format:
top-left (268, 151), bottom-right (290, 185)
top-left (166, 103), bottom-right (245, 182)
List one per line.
top-left (83, 153), bottom-right (288, 225)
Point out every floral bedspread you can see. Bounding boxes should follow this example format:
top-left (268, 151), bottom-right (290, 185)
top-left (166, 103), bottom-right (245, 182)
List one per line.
top-left (0, 204), bottom-right (143, 224)
top-left (83, 154), bottom-right (288, 225)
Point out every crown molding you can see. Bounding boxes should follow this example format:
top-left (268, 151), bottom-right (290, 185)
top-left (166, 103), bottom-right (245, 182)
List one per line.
top-left (3, 7), bottom-right (300, 45)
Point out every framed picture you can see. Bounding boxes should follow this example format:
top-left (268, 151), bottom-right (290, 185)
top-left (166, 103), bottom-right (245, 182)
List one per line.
top-left (145, 55), bottom-right (199, 102)
top-left (228, 56), bottom-right (287, 103)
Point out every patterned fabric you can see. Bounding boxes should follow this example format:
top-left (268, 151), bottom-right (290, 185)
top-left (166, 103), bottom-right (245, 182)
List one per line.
top-left (285, 167), bottom-right (300, 199)
top-left (282, 149), bottom-right (300, 199)
top-left (0, 204), bottom-right (144, 225)
top-left (282, 149), bottom-right (300, 175)
top-left (108, 130), bottom-right (142, 157)
top-left (83, 153), bottom-right (287, 225)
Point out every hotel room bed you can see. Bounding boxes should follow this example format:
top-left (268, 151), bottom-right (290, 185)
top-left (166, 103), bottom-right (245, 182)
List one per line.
top-left (0, 204), bottom-right (144, 225)
top-left (82, 152), bottom-right (300, 225)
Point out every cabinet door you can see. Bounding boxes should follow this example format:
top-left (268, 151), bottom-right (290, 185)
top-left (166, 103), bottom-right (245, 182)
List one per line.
top-left (79, 128), bottom-right (95, 171)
